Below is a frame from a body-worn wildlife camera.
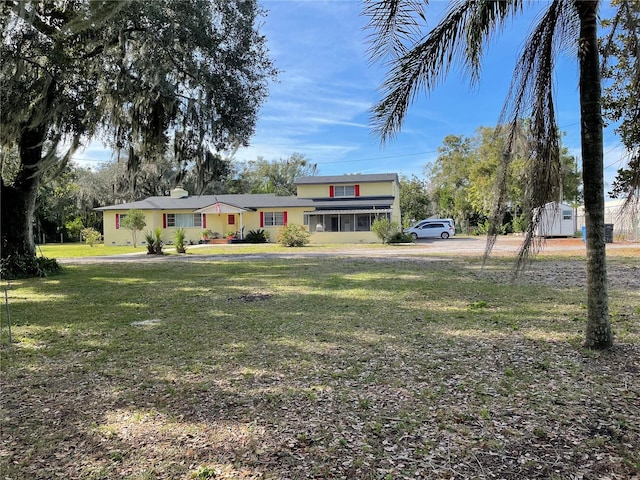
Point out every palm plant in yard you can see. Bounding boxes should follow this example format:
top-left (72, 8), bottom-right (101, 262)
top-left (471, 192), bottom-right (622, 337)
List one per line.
top-left (365, 0), bottom-right (614, 349)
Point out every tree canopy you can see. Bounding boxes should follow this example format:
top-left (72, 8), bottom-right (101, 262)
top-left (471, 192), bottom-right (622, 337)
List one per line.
top-left (601, 0), bottom-right (640, 200)
top-left (234, 153), bottom-right (319, 196)
top-left (427, 125), bottom-right (580, 228)
top-left (1, 0), bottom-right (276, 269)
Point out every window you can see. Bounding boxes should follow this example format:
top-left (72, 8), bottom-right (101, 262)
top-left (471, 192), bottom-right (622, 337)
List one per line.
top-left (306, 213), bottom-right (389, 232)
top-left (116, 213), bottom-right (126, 229)
top-left (263, 212), bottom-right (285, 226)
top-left (334, 185), bottom-right (355, 197)
top-left (562, 210), bottom-right (572, 220)
top-left (166, 213), bottom-right (202, 228)
top-left (356, 214), bottom-right (371, 231)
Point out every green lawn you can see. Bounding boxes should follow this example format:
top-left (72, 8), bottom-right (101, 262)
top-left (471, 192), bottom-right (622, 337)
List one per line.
top-left (37, 243), bottom-right (147, 258)
top-left (1, 254), bottom-right (638, 479)
top-left (36, 241), bottom-right (391, 259)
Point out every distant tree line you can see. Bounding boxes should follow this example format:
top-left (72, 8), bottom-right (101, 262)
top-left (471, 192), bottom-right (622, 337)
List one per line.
top-left (0, 151), bottom-right (316, 243)
top-left (398, 123), bottom-right (581, 234)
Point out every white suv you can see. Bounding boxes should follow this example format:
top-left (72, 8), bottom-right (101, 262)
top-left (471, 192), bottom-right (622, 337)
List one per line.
top-left (405, 219), bottom-right (455, 239)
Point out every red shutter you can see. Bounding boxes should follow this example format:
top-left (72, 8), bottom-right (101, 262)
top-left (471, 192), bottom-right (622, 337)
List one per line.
top-left (115, 213), bottom-right (120, 230)
top-left (329, 186), bottom-right (334, 197)
top-left (283, 211), bottom-right (288, 226)
top-left (355, 184), bottom-right (360, 197)
top-left (163, 213), bottom-right (167, 229)
top-left (202, 214), bottom-right (206, 228)
top-left (259, 212), bottom-right (264, 228)
top-left (228, 214), bottom-right (235, 225)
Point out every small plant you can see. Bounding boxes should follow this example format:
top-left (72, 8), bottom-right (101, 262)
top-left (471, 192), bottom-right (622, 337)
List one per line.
top-left (226, 231), bottom-right (236, 239)
top-left (277, 224), bottom-right (310, 247)
top-left (174, 227), bottom-right (187, 253)
top-left (201, 229), bottom-right (220, 241)
top-left (120, 209), bottom-right (147, 247)
top-left (468, 300), bottom-right (487, 310)
top-left (191, 465), bottom-right (217, 479)
top-left (244, 229), bottom-right (269, 243)
top-left (81, 227), bottom-right (102, 247)
top-left (388, 231), bottom-right (414, 243)
top-left (144, 231), bottom-right (156, 254)
top-left (371, 217), bottom-right (401, 244)
top-left (153, 227), bottom-right (163, 255)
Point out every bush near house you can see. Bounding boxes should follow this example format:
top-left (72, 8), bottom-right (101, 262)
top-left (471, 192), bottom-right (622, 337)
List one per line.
top-left (244, 229), bottom-right (269, 243)
top-left (277, 224), bottom-right (310, 247)
top-left (174, 228), bottom-right (187, 254)
top-left (388, 231), bottom-right (414, 243)
top-left (81, 228), bottom-right (102, 247)
top-left (371, 218), bottom-right (402, 244)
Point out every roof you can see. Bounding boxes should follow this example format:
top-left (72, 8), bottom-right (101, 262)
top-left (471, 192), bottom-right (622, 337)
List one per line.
top-left (295, 173), bottom-right (399, 185)
top-left (95, 193), bottom-right (315, 211)
top-left (304, 209), bottom-right (393, 215)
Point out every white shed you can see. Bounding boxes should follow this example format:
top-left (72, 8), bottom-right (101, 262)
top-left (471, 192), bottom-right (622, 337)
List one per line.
top-left (534, 202), bottom-right (575, 237)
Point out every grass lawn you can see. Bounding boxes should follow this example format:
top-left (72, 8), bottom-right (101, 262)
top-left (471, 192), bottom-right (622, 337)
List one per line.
top-left (1, 253), bottom-right (639, 479)
top-left (37, 243), bottom-right (147, 258)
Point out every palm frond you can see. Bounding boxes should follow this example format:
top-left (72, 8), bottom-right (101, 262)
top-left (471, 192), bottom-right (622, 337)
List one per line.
top-left (370, 0), bottom-right (525, 142)
top-left (363, 0), bottom-right (427, 62)
top-left (465, 0), bottom-right (525, 84)
top-left (489, 0), bottom-right (578, 271)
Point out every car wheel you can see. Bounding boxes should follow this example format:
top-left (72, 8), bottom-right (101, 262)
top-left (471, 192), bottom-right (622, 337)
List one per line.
top-left (411, 232), bottom-right (418, 240)
top-left (441, 232), bottom-right (450, 239)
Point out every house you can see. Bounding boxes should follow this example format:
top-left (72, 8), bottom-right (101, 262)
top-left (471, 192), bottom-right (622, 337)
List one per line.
top-left (533, 202), bottom-right (576, 237)
top-left (95, 173), bottom-right (401, 245)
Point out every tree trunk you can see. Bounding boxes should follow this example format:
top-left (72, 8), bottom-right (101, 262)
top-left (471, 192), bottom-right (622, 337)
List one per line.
top-left (1, 127), bottom-right (45, 260)
top-left (576, 1), bottom-right (612, 349)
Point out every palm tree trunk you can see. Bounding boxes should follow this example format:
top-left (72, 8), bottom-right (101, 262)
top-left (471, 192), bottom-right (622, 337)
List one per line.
top-left (576, 0), bottom-right (612, 349)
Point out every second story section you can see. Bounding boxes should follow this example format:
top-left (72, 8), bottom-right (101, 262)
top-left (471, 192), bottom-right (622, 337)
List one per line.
top-left (295, 173), bottom-right (399, 201)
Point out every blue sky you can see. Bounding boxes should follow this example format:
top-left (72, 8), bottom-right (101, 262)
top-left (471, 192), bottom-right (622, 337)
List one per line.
top-left (76, 0), bottom-right (628, 190)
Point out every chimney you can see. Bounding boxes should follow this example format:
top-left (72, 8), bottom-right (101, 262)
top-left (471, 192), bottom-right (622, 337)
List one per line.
top-left (170, 187), bottom-right (189, 198)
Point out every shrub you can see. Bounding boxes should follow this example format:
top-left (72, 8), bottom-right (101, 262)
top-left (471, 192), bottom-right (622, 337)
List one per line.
top-left (1, 254), bottom-right (62, 279)
top-left (244, 229), bottom-right (269, 243)
top-left (81, 227), bottom-right (102, 247)
top-left (371, 218), bottom-right (401, 244)
top-left (65, 217), bottom-right (85, 240)
top-left (388, 231), bottom-right (414, 243)
top-left (277, 224), bottom-right (310, 247)
top-left (476, 219), bottom-right (508, 236)
top-left (174, 228), bottom-right (187, 253)
top-left (153, 227), bottom-right (163, 254)
top-left (512, 213), bottom-right (527, 233)
top-left (144, 231), bottom-right (156, 254)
